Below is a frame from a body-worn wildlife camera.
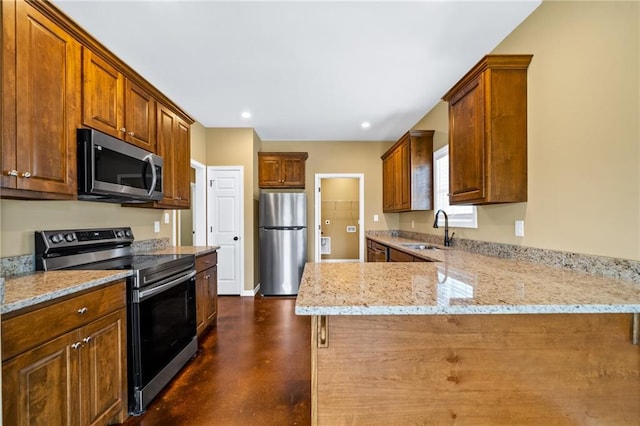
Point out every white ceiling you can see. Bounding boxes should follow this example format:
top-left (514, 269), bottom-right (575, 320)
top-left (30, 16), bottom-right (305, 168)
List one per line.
top-left (53, 1), bottom-right (540, 141)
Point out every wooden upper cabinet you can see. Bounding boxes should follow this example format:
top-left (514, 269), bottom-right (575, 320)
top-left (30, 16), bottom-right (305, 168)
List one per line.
top-left (153, 104), bottom-right (190, 209)
top-left (1, 0), bottom-right (80, 199)
top-left (442, 54), bottom-right (532, 205)
top-left (82, 48), bottom-right (156, 151)
top-left (381, 130), bottom-right (434, 212)
top-left (82, 47), bottom-right (125, 139)
top-left (258, 152), bottom-right (308, 188)
top-left (124, 79), bottom-right (156, 151)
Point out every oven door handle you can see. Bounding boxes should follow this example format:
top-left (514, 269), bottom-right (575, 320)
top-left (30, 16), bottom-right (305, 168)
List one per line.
top-left (136, 270), bottom-right (197, 302)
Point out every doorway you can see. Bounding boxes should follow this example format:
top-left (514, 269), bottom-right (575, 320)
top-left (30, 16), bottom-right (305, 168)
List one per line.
top-left (207, 166), bottom-right (244, 295)
top-left (314, 174), bottom-right (364, 262)
top-left (178, 160), bottom-right (207, 246)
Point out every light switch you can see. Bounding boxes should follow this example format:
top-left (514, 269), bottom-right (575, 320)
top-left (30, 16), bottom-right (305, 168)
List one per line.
top-left (515, 220), bottom-right (524, 237)
top-left (373, 214), bottom-right (379, 223)
top-left (154, 221), bottom-right (160, 233)
top-left (164, 212), bottom-right (170, 224)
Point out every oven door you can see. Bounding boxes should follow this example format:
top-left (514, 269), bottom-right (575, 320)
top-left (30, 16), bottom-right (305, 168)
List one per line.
top-left (128, 270), bottom-right (197, 415)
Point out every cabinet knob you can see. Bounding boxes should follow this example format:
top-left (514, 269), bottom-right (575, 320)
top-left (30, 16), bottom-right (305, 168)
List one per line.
top-left (119, 127), bottom-right (126, 133)
top-left (20, 171), bottom-right (31, 178)
top-left (71, 342), bottom-right (82, 350)
top-left (4, 170), bottom-right (18, 177)
top-left (82, 337), bottom-right (92, 344)
top-left (77, 307), bottom-right (88, 314)
top-left (128, 131), bottom-right (135, 137)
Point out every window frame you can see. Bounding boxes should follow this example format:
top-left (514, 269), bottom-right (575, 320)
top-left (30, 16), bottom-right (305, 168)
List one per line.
top-left (433, 145), bottom-right (478, 229)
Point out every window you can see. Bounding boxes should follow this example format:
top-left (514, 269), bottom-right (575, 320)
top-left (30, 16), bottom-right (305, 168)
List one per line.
top-left (433, 145), bottom-right (477, 228)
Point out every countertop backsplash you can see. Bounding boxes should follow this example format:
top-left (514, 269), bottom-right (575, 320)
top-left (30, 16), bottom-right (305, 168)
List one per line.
top-left (368, 230), bottom-right (640, 284)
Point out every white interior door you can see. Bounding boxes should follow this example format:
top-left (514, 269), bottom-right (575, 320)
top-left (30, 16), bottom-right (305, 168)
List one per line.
top-left (191, 160), bottom-right (207, 246)
top-left (207, 166), bottom-right (243, 295)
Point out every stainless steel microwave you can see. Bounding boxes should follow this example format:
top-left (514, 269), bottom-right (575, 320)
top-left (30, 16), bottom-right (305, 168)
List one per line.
top-left (77, 128), bottom-right (163, 203)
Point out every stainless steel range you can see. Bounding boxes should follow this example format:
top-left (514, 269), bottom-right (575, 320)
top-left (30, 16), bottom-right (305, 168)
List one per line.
top-left (35, 227), bottom-right (197, 415)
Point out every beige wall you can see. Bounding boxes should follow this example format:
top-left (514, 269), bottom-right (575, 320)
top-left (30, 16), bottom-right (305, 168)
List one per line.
top-left (206, 128), bottom-right (260, 292)
top-left (405, 0), bottom-right (640, 261)
top-left (190, 121), bottom-right (207, 165)
top-left (262, 140), bottom-right (395, 258)
top-left (0, 200), bottom-right (171, 257)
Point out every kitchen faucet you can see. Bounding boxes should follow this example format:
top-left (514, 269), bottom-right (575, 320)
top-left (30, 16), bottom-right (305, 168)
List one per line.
top-left (433, 209), bottom-right (454, 247)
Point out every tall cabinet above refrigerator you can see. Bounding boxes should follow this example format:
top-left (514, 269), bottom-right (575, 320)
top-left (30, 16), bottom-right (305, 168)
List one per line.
top-left (259, 192), bottom-right (307, 296)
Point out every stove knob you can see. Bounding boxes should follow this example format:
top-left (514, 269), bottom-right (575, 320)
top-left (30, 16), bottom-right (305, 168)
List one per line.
top-left (64, 233), bottom-right (76, 242)
top-left (50, 233), bottom-right (63, 244)
top-left (116, 230), bottom-right (124, 238)
top-left (125, 229), bottom-right (132, 238)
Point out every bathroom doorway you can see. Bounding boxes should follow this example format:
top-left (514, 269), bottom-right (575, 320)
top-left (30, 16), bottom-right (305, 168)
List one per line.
top-left (314, 174), bottom-right (364, 263)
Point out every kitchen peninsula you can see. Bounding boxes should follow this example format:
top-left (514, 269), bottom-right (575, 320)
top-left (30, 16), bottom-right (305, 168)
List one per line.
top-left (295, 243), bottom-right (640, 425)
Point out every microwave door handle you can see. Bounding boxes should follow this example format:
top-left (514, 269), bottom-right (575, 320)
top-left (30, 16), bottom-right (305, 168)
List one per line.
top-left (144, 154), bottom-right (157, 196)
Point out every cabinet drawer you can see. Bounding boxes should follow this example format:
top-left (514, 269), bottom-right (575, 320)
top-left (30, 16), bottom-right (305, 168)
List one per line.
top-left (2, 280), bottom-right (126, 361)
top-left (388, 248), bottom-right (415, 262)
top-left (196, 252), bottom-right (218, 272)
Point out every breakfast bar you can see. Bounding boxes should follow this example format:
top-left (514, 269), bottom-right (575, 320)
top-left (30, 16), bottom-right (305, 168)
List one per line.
top-left (295, 251), bottom-right (640, 425)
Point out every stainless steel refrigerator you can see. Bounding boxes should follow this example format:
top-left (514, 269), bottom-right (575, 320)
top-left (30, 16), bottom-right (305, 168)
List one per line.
top-left (259, 192), bottom-right (307, 296)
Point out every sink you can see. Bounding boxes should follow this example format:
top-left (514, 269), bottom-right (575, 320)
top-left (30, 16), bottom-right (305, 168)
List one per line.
top-left (401, 243), bottom-right (440, 250)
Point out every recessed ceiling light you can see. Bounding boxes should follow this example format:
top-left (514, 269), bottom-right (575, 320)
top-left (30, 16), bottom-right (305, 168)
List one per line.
top-left (361, 122), bottom-right (371, 129)
top-left (241, 111), bottom-right (252, 119)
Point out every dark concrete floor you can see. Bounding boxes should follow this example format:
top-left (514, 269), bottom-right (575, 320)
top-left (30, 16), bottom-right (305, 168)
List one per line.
top-left (121, 296), bottom-right (311, 426)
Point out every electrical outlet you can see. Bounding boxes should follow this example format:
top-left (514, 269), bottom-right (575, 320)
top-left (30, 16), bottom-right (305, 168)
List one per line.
top-left (346, 226), bottom-right (356, 233)
top-left (515, 220), bottom-right (524, 237)
top-left (411, 220), bottom-right (415, 229)
top-left (164, 212), bottom-right (170, 224)
top-left (154, 221), bottom-right (160, 233)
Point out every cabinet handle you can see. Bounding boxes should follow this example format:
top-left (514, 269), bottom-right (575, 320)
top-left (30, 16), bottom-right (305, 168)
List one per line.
top-left (204, 275), bottom-right (210, 279)
top-left (20, 171), bottom-right (31, 178)
top-left (71, 342), bottom-right (82, 350)
top-left (4, 170), bottom-right (18, 177)
top-left (119, 127), bottom-right (126, 133)
top-left (82, 337), bottom-right (92, 344)
top-left (77, 307), bottom-right (88, 314)
top-left (318, 315), bottom-right (329, 348)
top-left (127, 131), bottom-right (135, 136)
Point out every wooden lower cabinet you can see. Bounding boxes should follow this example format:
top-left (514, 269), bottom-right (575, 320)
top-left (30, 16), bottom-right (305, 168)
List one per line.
top-left (311, 314), bottom-right (640, 425)
top-left (2, 281), bottom-right (127, 426)
top-left (196, 251), bottom-right (218, 337)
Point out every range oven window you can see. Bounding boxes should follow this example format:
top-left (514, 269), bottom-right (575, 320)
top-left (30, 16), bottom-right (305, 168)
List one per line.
top-left (133, 277), bottom-right (196, 387)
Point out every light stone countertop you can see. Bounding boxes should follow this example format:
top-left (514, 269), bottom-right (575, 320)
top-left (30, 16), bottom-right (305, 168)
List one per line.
top-left (1, 246), bottom-right (218, 315)
top-left (2, 270), bottom-right (131, 315)
top-left (295, 237), bottom-right (640, 315)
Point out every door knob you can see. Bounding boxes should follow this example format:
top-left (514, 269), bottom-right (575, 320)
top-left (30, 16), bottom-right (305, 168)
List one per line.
top-left (233, 236), bottom-right (239, 241)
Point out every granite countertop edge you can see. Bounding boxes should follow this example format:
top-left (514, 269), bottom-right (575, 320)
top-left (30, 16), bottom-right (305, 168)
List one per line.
top-left (2, 271), bottom-right (132, 315)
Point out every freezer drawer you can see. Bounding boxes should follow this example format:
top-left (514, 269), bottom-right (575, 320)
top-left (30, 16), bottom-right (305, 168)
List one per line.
top-left (259, 228), bottom-right (307, 295)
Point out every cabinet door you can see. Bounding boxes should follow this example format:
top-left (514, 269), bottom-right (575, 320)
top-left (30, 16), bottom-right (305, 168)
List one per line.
top-left (82, 48), bottom-right (125, 139)
top-left (282, 156), bottom-right (305, 187)
top-left (448, 76), bottom-right (485, 204)
top-left (258, 155), bottom-right (283, 187)
top-left (395, 140), bottom-right (411, 210)
top-left (2, 330), bottom-right (81, 426)
top-left (195, 270), bottom-right (208, 337)
top-left (6, 2), bottom-right (80, 196)
top-left (173, 116), bottom-right (191, 207)
top-left (124, 79), bottom-right (155, 151)
top-left (206, 266), bottom-right (218, 324)
top-left (382, 156), bottom-right (395, 212)
top-left (80, 309), bottom-right (126, 426)
top-left (156, 104), bottom-right (176, 201)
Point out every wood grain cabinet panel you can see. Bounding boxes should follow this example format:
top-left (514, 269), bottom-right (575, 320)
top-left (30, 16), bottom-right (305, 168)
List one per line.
top-left (381, 130), bottom-right (434, 212)
top-left (196, 251), bottom-right (219, 338)
top-left (1, 0), bottom-right (80, 199)
top-left (83, 49), bottom-right (157, 152)
top-left (2, 281), bottom-right (127, 425)
top-left (443, 54), bottom-right (532, 205)
top-left (258, 152), bottom-right (308, 188)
